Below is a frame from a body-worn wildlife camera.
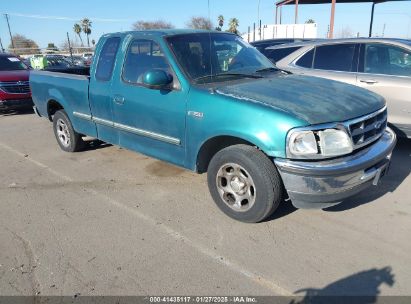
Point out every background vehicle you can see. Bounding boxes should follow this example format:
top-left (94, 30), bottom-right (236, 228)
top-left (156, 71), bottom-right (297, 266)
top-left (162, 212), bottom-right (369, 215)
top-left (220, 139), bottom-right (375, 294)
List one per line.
top-left (65, 55), bottom-right (91, 67)
top-left (274, 38), bottom-right (411, 137)
top-left (258, 41), bottom-right (308, 63)
top-left (30, 54), bottom-right (90, 75)
top-left (251, 38), bottom-right (317, 61)
top-left (82, 52), bottom-right (93, 59)
top-left (0, 53), bottom-right (33, 111)
top-left (30, 30), bottom-right (395, 222)
top-left (251, 38), bottom-right (312, 52)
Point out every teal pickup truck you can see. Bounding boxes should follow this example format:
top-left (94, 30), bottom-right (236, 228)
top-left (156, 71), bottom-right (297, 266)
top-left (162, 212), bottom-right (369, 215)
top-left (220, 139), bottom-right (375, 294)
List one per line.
top-left (31, 30), bottom-right (396, 222)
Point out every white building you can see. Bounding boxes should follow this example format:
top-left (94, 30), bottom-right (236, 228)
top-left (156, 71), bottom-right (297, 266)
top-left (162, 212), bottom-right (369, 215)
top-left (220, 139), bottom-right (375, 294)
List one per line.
top-left (243, 23), bottom-right (318, 43)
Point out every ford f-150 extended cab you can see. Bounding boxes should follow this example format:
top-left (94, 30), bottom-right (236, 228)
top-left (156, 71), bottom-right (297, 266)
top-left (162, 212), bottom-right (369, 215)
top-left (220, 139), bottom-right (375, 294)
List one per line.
top-left (30, 30), bottom-right (396, 222)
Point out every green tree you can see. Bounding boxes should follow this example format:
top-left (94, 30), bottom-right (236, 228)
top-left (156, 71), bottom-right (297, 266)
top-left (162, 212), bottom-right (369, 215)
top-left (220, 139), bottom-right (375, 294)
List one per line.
top-left (305, 19), bottom-right (315, 24)
top-left (8, 34), bottom-right (40, 55)
top-left (186, 16), bottom-right (213, 30)
top-left (216, 15), bottom-right (224, 31)
top-left (132, 20), bottom-right (175, 30)
top-left (227, 18), bottom-right (240, 35)
top-left (73, 23), bottom-right (84, 46)
top-left (81, 18), bottom-right (92, 47)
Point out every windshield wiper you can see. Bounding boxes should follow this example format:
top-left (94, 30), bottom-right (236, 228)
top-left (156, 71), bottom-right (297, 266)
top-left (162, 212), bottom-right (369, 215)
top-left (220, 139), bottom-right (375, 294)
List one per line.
top-left (255, 67), bottom-right (292, 74)
top-left (255, 67), bottom-right (279, 73)
top-left (194, 73), bottom-right (262, 83)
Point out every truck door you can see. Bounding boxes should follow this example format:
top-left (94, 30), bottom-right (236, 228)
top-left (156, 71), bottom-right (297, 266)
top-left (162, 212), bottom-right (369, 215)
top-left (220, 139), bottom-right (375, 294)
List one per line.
top-left (89, 36), bottom-right (121, 145)
top-left (357, 43), bottom-right (411, 137)
top-left (111, 38), bottom-right (187, 167)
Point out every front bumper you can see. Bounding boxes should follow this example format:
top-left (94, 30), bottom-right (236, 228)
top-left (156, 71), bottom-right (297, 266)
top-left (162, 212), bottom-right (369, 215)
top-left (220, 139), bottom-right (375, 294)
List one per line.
top-left (0, 98), bottom-right (34, 111)
top-left (274, 127), bottom-right (397, 209)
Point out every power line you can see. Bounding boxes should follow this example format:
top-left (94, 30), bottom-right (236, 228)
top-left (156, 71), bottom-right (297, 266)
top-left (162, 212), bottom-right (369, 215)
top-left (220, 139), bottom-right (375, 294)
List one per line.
top-left (0, 12), bottom-right (134, 23)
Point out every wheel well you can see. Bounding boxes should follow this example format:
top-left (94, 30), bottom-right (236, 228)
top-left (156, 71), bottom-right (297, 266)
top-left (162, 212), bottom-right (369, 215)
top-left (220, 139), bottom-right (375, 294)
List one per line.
top-left (47, 100), bottom-right (63, 121)
top-left (196, 136), bottom-right (256, 173)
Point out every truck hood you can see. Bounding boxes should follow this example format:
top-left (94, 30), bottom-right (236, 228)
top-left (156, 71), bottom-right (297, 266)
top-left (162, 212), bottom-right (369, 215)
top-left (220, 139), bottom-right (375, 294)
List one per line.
top-left (214, 74), bottom-right (385, 125)
top-left (0, 70), bottom-right (30, 82)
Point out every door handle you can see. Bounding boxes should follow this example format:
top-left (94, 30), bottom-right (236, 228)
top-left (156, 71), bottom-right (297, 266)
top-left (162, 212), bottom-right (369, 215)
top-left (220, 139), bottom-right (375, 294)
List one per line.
top-left (113, 95), bottom-right (125, 105)
top-left (360, 79), bottom-right (378, 84)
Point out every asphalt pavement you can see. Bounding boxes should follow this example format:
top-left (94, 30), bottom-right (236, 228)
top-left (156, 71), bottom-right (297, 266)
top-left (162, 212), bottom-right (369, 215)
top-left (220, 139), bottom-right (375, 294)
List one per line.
top-left (0, 110), bottom-right (410, 297)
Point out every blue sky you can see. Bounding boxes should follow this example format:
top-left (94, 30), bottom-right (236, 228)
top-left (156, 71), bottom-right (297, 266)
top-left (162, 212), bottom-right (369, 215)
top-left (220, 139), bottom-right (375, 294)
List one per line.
top-left (0, 0), bottom-right (410, 49)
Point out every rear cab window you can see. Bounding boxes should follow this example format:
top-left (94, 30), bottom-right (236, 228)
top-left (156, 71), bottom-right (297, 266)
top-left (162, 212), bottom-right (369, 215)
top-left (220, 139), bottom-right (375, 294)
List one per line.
top-left (95, 37), bottom-right (121, 81)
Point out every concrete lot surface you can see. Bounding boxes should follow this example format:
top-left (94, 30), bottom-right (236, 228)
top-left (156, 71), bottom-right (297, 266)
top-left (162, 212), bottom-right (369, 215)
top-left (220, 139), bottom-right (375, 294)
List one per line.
top-left (0, 111), bottom-right (410, 297)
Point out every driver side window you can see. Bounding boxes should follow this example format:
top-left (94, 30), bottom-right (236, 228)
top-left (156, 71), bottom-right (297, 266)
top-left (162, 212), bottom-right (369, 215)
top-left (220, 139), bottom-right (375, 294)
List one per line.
top-left (122, 39), bottom-right (171, 84)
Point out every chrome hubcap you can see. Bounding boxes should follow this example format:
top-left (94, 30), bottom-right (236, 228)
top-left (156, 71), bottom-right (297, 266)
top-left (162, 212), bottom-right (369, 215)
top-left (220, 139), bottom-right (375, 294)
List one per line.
top-left (216, 163), bottom-right (256, 212)
top-left (56, 118), bottom-right (70, 147)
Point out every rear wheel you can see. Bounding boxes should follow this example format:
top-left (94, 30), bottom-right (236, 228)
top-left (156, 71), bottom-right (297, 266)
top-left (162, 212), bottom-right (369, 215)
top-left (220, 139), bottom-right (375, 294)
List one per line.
top-left (53, 110), bottom-right (84, 152)
top-left (207, 144), bottom-right (283, 223)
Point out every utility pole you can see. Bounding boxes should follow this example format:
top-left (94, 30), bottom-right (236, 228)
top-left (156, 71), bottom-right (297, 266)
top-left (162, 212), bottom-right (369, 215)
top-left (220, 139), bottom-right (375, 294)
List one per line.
top-left (329, 0), bottom-right (336, 38)
top-left (67, 32), bottom-right (74, 64)
top-left (4, 14), bottom-right (15, 52)
top-left (369, 3), bottom-right (375, 37)
top-left (257, 0), bottom-right (261, 40)
top-left (0, 38), bottom-right (4, 53)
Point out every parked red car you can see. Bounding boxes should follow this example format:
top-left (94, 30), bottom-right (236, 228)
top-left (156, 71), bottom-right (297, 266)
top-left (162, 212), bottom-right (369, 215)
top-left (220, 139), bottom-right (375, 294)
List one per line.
top-left (0, 53), bottom-right (33, 111)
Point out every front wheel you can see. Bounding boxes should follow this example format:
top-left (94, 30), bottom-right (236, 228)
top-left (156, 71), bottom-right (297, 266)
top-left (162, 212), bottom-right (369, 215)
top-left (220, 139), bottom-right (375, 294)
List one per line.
top-left (53, 110), bottom-right (84, 152)
top-left (207, 145), bottom-right (283, 223)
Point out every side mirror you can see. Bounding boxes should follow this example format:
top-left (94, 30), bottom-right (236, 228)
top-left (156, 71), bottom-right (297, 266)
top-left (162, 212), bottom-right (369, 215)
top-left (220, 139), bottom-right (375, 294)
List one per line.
top-left (142, 69), bottom-right (173, 90)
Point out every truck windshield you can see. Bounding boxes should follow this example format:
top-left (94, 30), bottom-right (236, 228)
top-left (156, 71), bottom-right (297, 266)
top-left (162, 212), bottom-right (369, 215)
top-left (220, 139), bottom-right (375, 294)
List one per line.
top-left (0, 56), bottom-right (28, 71)
top-left (166, 33), bottom-right (276, 84)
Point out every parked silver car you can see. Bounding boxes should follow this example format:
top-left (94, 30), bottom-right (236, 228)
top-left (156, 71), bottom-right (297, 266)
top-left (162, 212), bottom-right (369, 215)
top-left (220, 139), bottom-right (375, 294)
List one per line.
top-left (270, 38), bottom-right (411, 137)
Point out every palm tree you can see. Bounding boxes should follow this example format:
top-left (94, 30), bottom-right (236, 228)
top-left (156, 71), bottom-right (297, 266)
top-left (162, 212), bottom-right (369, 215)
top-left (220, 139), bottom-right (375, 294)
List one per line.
top-left (73, 23), bottom-right (84, 46)
top-left (81, 18), bottom-right (92, 47)
top-left (228, 18), bottom-right (239, 35)
top-left (218, 15), bottom-right (224, 29)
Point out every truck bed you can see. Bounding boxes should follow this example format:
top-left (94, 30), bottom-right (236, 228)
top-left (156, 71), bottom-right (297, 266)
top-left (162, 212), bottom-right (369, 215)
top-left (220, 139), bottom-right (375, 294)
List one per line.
top-left (30, 70), bottom-right (96, 137)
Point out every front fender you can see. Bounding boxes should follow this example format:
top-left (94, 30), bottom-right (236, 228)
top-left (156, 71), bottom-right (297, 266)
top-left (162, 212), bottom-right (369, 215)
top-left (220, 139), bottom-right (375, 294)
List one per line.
top-left (185, 87), bottom-right (308, 170)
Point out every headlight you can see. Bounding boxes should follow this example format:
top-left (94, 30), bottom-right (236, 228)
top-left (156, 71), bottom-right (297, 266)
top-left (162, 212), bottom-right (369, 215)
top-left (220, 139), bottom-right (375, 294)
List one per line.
top-left (318, 129), bottom-right (353, 156)
top-left (288, 131), bottom-right (318, 156)
top-left (287, 128), bottom-right (353, 159)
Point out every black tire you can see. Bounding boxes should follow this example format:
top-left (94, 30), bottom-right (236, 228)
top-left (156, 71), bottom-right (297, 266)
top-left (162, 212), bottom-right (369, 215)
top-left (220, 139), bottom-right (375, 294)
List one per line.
top-left (53, 110), bottom-right (84, 152)
top-left (207, 144), bottom-right (283, 223)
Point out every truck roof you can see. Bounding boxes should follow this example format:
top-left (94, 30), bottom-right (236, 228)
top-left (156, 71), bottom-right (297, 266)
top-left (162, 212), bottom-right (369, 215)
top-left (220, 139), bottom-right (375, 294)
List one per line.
top-left (101, 29), bottom-right (234, 38)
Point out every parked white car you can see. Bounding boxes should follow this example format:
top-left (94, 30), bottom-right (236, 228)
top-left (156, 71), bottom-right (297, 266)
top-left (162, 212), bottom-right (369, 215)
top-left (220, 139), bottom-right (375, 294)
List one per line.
top-left (269, 38), bottom-right (411, 138)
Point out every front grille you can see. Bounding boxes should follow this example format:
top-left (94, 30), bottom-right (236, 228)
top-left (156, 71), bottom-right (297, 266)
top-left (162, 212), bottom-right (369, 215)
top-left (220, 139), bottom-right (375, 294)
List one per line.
top-left (348, 107), bottom-right (387, 148)
top-left (0, 81), bottom-right (30, 94)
